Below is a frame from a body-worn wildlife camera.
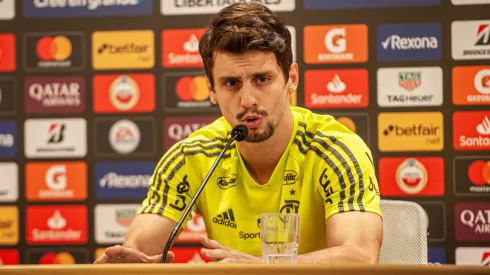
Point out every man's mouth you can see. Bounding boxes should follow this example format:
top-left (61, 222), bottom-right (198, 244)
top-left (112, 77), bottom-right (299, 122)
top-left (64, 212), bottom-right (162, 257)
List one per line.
top-left (242, 116), bottom-right (263, 129)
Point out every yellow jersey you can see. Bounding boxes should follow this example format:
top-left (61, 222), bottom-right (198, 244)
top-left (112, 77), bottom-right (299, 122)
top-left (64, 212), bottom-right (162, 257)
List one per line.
top-left (138, 106), bottom-right (382, 256)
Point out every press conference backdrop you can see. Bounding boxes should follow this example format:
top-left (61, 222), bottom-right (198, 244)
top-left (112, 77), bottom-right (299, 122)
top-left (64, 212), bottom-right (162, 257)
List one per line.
top-left (0, 0), bottom-right (489, 266)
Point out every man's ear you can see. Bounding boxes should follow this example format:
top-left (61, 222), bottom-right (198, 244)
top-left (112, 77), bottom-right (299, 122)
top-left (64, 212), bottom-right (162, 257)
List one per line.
top-left (206, 77), bottom-right (218, 104)
top-left (287, 62), bottom-right (299, 93)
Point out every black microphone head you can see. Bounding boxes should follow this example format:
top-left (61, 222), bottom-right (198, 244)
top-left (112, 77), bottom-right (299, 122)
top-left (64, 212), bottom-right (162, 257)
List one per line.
top-left (231, 124), bottom-right (248, 141)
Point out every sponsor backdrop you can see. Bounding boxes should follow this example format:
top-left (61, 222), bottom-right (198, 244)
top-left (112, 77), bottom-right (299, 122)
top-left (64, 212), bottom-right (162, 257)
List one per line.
top-left (0, 0), bottom-right (489, 266)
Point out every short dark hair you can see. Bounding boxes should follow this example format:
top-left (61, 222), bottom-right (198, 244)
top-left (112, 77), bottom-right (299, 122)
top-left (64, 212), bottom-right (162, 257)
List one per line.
top-left (199, 3), bottom-right (293, 89)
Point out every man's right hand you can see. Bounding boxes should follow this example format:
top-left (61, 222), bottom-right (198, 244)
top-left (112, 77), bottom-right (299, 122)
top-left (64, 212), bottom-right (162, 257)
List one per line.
top-left (93, 245), bottom-right (175, 264)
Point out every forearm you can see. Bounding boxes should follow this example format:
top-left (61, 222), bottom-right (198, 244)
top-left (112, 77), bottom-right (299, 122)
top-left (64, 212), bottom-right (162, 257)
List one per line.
top-left (297, 245), bottom-right (377, 264)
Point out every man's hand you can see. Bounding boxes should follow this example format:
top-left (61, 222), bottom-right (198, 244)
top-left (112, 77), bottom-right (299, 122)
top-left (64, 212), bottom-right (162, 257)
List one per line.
top-left (200, 236), bottom-right (261, 264)
top-left (93, 245), bottom-right (175, 264)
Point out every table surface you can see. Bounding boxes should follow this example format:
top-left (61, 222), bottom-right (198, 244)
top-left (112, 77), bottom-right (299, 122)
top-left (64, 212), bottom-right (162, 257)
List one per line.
top-left (0, 264), bottom-right (489, 275)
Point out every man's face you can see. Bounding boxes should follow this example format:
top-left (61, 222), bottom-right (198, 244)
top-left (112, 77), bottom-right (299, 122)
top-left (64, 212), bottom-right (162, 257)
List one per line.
top-left (208, 51), bottom-right (297, 143)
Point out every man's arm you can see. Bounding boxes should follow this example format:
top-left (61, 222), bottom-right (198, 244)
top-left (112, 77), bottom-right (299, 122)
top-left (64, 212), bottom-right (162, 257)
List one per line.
top-left (297, 211), bottom-right (382, 264)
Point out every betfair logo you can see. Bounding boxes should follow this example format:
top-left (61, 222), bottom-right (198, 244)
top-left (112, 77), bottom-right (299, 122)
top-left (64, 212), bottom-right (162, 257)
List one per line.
top-left (212, 209), bottom-right (236, 229)
top-left (378, 112), bottom-right (443, 152)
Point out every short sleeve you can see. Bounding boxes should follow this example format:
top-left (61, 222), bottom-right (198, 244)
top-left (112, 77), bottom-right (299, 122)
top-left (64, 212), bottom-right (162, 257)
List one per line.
top-left (138, 142), bottom-right (196, 228)
top-left (313, 134), bottom-right (382, 221)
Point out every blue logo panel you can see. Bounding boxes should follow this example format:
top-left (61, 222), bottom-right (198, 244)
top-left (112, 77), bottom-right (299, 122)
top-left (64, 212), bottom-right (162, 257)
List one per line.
top-left (377, 22), bottom-right (442, 62)
top-left (0, 121), bottom-right (16, 158)
top-left (23, 0), bottom-right (152, 18)
top-left (304, 0), bottom-right (441, 10)
top-left (428, 248), bottom-right (446, 264)
top-left (95, 162), bottom-right (155, 199)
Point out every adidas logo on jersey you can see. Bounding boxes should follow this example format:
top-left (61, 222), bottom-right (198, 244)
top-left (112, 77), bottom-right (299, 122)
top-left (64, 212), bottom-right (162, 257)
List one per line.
top-left (212, 209), bottom-right (237, 229)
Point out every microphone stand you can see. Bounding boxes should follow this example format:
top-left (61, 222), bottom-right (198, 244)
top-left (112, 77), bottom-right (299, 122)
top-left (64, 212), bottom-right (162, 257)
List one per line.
top-left (160, 126), bottom-right (247, 263)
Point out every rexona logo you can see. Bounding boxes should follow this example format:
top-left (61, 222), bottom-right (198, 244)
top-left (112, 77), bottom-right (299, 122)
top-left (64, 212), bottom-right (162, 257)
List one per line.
top-left (213, 209), bottom-right (237, 229)
top-left (24, 32), bottom-right (85, 72)
top-left (452, 21), bottom-right (490, 60)
top-left (452, 66), bottom-right (490, 105)
top-left (163, 73), bottom-right (218, 112)
top-left (23, 0), bottom-right (152, 18)
top-left (303, 24), bottom-right (368, 64)
top-left (0, 121), bottom-right (16, 158)
top-left (378, 157), bottom-right (444, 196)
top-left (454, 157), bottom-right (490, 196)
top-left (161, 0), bottom-right (295, 15)
top-left (95, 117), bottom-right (155, 157)
top-left (453, 111), bottom-right (490, 151)
top-left (26, 205), bottom-right (87, 245)
top-left (304, 69), bottom-right (368, 109)
top-left (162, 29), bottom-right (206, 68)
top-left (24, 118), bottom-right (87, 158)
top-left (95, 162), bottom-right (154, 199)
top-left (378, 112), bottom-right (444, 152)
top-left (0, 163), bottom-right (18, 202)
top-left (456, 247), bottom-right (490, 266)
top-left (163, 116), bottom-right (218, 151)
top-left (24, 76), bottom-right (85, 114)
top-left (25, 162), bottom-right (87, 201)
top-left (0, 34), bottom-right (16, 72)
top-left (95, 204), bottom-right (139, 244)
top-left (377, 22), bottom-right (441, 61)
top-left (303, 0), bottom-right (441, 9)
top-left (455, 202), bottom-right (490, 241)
top-left (377, 67), bottom-right (443, 107)
top-left (93, 74), bottom-right (155, 113)
top-left (92, 30), bottom-right (154, 70)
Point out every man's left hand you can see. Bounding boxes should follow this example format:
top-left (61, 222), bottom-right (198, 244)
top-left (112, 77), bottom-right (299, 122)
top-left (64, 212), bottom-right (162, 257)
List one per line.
top-left (200, 236), bottom-right (262, 263)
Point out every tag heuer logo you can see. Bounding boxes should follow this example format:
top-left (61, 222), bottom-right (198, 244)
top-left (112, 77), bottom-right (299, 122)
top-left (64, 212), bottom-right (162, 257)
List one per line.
top-left (399, 72), bottom-right (421, 91)
top-left (116, 209), bottom-right (136, 227)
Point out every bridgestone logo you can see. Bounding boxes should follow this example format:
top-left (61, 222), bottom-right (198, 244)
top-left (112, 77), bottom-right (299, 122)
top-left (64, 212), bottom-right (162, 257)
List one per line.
top-left (382, 35), bottom-right (438, 50)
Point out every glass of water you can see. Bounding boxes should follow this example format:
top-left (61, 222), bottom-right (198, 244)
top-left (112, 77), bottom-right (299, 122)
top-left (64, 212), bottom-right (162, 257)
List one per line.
top-left (260, 213), bottom-right (300, 264)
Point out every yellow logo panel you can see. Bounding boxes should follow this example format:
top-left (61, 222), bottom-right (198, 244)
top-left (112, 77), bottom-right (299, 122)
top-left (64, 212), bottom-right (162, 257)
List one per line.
top-left (0, 206), bottom-right (19, 245)
top-left (378, 112), bottom-right (444, 152)
top-left (92, 30), bottom-right (154, 70)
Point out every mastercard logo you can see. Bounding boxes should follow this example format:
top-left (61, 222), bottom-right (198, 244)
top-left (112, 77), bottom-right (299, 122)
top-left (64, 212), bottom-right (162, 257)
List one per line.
top-left (468, 160), bottom-right (490, 185)
top-left (36, 36), bottom-right (72, 61)
top-left (39, 252), bottom-right (75, 264)
top-left (336, 117), bottom-right (356, 133)
top-left (176, 76), bottom-right (209, 102)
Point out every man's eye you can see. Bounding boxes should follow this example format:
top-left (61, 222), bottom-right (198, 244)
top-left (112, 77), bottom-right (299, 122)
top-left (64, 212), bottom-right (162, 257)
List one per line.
top-left (257, 77), bottom-right (269, 83)
top-left (225, 80), bottom-right (237, 87)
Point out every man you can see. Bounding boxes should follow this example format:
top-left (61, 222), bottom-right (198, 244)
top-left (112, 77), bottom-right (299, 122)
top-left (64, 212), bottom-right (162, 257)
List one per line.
top-left (94, 3), bottom-right (382, 264)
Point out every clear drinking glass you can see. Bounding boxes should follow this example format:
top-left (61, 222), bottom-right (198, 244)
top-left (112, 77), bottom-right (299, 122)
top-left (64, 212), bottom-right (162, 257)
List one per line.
top-left (260, 213), bottom-right (300, 264)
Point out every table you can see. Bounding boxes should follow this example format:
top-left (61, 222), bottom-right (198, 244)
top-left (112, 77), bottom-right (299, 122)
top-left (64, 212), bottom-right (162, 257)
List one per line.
top-left (0, 264), bottom-right (489, 275)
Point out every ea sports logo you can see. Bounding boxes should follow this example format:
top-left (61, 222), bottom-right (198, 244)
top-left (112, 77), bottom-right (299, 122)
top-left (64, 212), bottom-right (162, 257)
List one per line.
top-left (176, 76), bottom-right (209, 102)
top-left (36, 36), bottom-right (72, 61)
top-left (109, 75), bottom-right (140, 111)
top-left (109, 119), bottom-right (141, 154)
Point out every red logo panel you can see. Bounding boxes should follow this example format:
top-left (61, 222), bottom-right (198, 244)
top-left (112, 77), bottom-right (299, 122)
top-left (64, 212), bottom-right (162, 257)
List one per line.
top-left (304, 69), bottom-right (369, 108)
top-left (170, 247), bottom-right (210, 263)
top-left (162, 29), bottom-right (206, 68)
top-left (453, 111), bottom-right (490, 151)
top-left (26, 205), bottom-right (88, 245)
top-left (379, 157), bottom-right (444, 196)
top-left (0, 34), bottom-right (16, 72)
top-left (0, 250), bottom-right (19, 265)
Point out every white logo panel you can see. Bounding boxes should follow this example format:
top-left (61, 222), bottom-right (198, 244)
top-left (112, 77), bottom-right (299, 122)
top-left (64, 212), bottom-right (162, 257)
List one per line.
top-left (0, 0), bottom-right (15, 20)
top-left (452, 20), bottom-right (490, 60)
top-left (95, 204), bottom-right (140, 244)
top-left (377, 67), bottom-right (443, 107)
top-left (161, 0), bottom-right (295, 15)
top-left (287, 26), bottom-right (296, 62)
top-left (24, 118), bottom-right (87, 158)
top-left (0, 163), bottom-right (18, 202)
top-left (452, 0), bottom-right (490, 4)
top-left (456, 247), bottom-right (490, 266)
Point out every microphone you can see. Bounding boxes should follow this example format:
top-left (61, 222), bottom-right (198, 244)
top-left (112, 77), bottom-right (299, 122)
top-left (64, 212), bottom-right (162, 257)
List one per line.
top-left (160, 124), bottom-right (248, 263)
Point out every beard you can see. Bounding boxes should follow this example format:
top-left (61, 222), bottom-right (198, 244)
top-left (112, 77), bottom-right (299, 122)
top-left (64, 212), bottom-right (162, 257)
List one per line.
top-left (245, 120), bottom-right (275, 143)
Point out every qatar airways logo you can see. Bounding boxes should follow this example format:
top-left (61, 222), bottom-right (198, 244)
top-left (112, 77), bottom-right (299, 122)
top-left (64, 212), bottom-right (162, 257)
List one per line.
top-left (163, 117), bottom-right (217, 151)
top-left (456, 203), bottom-right (490, 241)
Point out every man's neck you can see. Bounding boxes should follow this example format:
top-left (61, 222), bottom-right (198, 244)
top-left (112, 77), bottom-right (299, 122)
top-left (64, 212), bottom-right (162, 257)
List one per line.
top-left (237, 109), bottom-right (294, 185)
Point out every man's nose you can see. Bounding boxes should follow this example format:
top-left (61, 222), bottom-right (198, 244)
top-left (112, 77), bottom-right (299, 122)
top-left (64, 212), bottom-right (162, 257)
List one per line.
top-left (240, 83), bottom-right (258, 109)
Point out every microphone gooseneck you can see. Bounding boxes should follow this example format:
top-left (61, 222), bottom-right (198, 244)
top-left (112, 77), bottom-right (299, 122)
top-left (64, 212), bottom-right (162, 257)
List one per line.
top-left (160, 124), bottom-right (248, 263)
